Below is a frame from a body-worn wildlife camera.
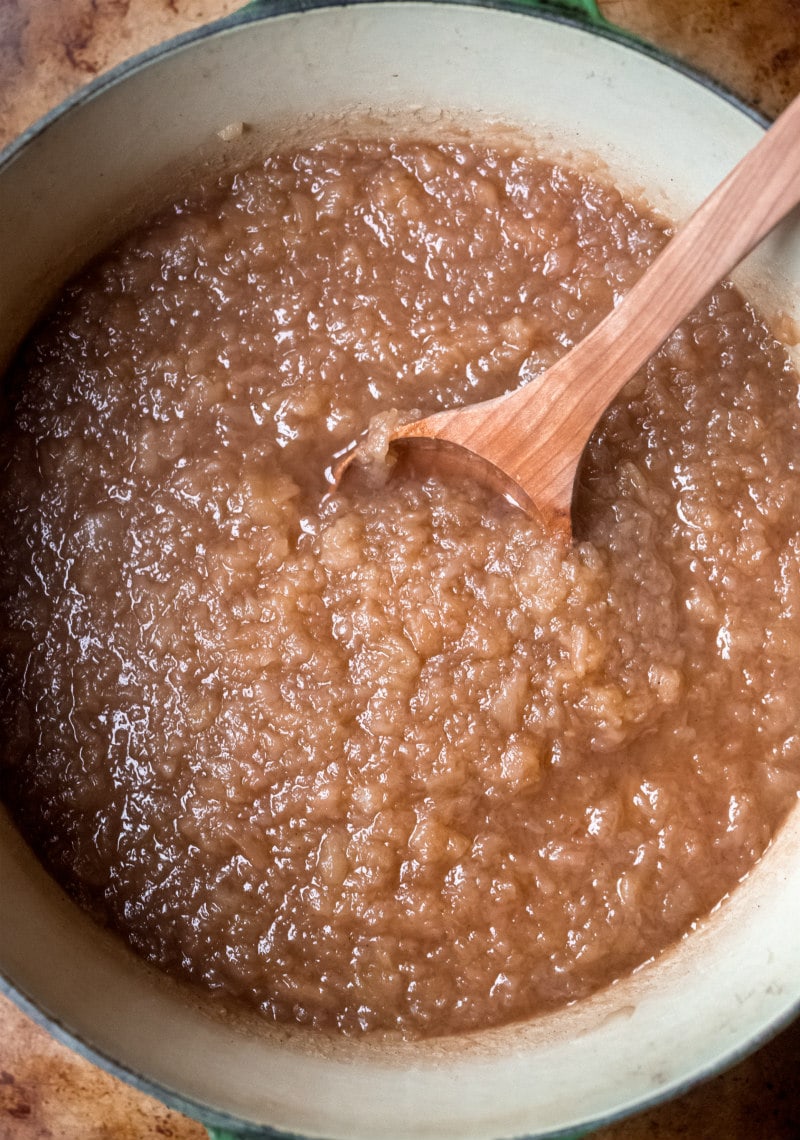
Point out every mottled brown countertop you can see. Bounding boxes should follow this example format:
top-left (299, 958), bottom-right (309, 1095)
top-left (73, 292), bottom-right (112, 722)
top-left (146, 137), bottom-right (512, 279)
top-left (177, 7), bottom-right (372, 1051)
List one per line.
top-left (1, 1), bottom-right (800, 1138)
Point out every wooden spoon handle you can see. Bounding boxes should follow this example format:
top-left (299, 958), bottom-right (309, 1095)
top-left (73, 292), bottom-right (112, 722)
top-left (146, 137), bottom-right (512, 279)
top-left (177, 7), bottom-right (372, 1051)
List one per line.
top-left (547, 93), bottom-right (800, 435)
top-left (417, 93), bottom-right (800, 526)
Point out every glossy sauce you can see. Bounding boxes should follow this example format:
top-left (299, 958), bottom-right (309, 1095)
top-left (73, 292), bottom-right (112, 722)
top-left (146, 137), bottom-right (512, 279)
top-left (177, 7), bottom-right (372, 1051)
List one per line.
top-left (1, 139), bottom-right (799, 1037)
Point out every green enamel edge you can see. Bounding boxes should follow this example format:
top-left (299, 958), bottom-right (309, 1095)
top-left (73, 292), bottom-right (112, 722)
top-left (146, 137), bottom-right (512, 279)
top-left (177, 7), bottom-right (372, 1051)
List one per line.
top-left (514, 0), bottom-right (610, 27)
top-left (238, 0), bottom-right (613, 29)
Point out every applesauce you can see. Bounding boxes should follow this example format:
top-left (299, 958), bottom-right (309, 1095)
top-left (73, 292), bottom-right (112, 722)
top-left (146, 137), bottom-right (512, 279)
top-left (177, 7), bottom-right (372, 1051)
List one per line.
top-left (1, 138), bottom-right (799, 1037)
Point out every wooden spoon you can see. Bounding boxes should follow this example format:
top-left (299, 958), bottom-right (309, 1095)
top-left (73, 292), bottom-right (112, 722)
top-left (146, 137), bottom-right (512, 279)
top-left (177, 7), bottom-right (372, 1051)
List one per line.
top-left (336, 93), bottom-right (800, 538)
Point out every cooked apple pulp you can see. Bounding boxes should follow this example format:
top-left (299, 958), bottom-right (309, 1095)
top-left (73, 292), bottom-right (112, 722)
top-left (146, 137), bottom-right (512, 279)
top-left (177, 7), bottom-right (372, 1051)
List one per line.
top-left (1, 138), bottom-right (798, 1037)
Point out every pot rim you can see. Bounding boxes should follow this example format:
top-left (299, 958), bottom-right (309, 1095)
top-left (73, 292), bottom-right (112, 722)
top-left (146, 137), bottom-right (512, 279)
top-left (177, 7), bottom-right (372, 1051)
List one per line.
top-left (0, 3), bottom-right (793, 1139)
top-left (0, 0), bottom-right (770, 181)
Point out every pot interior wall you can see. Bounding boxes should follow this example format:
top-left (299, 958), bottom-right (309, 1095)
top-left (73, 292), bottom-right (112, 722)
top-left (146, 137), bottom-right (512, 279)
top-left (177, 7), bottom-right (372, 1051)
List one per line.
top-left (1, 4), bottom-right (799, 1138)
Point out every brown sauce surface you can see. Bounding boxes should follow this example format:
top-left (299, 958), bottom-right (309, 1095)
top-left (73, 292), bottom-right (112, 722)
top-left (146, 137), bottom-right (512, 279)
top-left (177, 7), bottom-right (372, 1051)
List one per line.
top-left (2, 139), bottom-right (800, 1038)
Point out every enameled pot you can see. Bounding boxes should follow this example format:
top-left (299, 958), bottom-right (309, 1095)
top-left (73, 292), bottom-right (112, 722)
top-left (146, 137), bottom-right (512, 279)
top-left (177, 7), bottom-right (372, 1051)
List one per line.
top-left (1, 3), bottom-right (799, 1138)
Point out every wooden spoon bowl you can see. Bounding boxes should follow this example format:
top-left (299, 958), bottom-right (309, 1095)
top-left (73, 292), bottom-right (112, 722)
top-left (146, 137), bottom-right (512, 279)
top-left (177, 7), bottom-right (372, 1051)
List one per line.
top-left (336, 93), bottom-right (800, 538)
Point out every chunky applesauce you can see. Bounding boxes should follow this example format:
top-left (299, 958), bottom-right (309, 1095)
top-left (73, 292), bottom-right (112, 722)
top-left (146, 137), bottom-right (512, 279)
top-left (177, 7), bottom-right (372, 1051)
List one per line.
top-left (1, 138), bottom-right (800, 1037)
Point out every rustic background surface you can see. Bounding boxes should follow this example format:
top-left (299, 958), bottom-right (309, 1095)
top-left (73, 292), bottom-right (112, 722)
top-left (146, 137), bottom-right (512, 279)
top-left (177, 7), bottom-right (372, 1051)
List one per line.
top-left (1, 1), bottom-right (799, 1137)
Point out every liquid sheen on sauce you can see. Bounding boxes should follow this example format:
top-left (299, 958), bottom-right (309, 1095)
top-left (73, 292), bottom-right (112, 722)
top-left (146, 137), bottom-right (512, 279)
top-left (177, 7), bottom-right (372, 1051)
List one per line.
top-left (2, 139), bottom-right (800, 1038)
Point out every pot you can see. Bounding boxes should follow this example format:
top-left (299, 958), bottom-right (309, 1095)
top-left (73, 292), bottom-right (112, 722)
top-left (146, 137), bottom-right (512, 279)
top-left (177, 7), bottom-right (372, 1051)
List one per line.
top-left (1, 3), bottom-right (799, 1138)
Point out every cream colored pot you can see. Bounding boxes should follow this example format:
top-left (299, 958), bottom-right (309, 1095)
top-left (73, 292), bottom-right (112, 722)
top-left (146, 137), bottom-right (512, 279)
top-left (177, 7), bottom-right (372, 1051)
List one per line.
top-left (1, 3), bottom-right (799, 1138)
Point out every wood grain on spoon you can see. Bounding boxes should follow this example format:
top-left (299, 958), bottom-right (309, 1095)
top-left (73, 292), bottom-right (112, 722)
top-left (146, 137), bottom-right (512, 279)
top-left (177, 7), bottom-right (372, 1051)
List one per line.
top-left (337, 93), bottom-right (800, 537)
